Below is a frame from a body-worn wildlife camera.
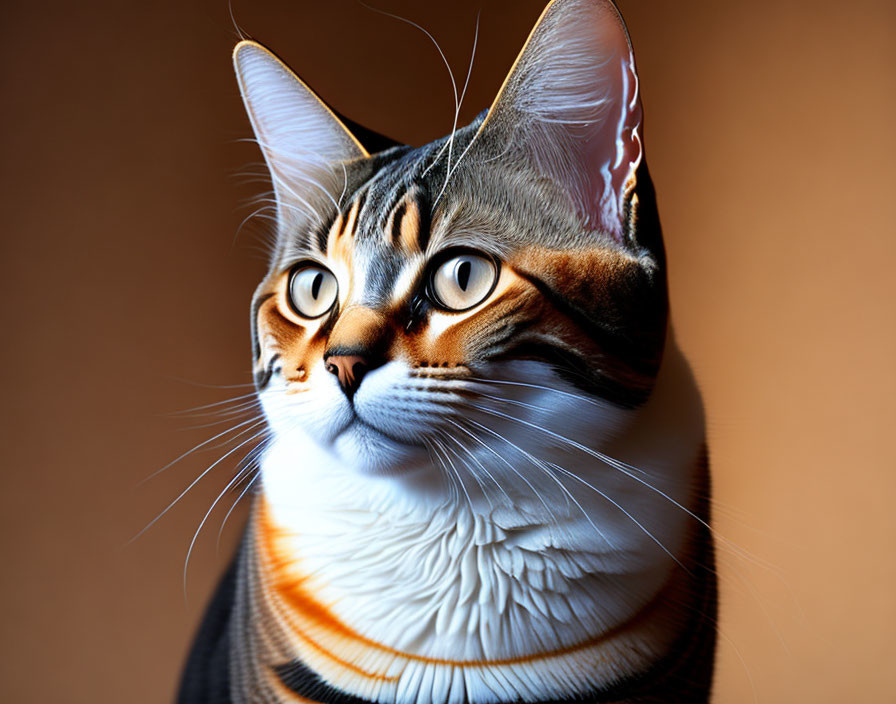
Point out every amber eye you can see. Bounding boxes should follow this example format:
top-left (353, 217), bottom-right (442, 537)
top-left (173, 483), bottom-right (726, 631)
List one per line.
top-left (288, 263), bottom-right (338, 318)
top-left (429, 251), bottom-right (498, 312)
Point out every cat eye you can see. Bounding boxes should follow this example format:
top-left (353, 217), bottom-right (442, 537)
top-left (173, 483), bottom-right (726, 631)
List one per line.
top-left (287, 263), bottom-right (338, 318)
top-left (428, 251), bottom-right (499, 312)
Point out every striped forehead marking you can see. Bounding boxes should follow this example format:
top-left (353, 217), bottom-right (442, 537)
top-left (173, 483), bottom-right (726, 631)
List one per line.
top-left (384, 188), bottom-right (429, 253)
top-left (332, 199), bottom-right (360, 251)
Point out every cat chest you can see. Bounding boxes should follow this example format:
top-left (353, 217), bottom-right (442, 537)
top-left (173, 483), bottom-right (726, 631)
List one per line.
top-left (242, 499), bottom-right (676, 704)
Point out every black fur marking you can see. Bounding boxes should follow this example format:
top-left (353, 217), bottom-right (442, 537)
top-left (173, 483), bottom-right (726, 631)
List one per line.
top-left (333, 112), bottom-right (404, 154)
top-left (314, 217), bottom-right (333, 254)
top-left (176, 558), bottom-right (237, 703)
top-left (511, 268), bottom-right (664, 400)
top-left (352, 189), bottom-right (369, 230)
top-left (488, 339), bottom-right (650, 409)
top-left (414, 190), bottom-right (432, 253)
top-left (389, 201), bottom-right (407, 245)
top-left (273, 660), bottom-right (372, 704)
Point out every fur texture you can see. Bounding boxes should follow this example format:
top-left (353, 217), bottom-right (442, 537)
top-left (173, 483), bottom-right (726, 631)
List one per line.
top-left (179, 1), bottom-right (717, 702)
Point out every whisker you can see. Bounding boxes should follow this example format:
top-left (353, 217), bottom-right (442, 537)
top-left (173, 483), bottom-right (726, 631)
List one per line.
top-left (454, 417), bottom-right (561, 529)
top-left (425, 436), bottom-right (459, 504)
top-left (548, 463), bottom-right (687, 572)
top-left (169, 392), bottom-right (260, 417)
top-left (165, 378), bottom-right (257, 390)
top-left (227, 0), bottom-right (247, 41)
top-left (137, 415), bottom-right (267, 487)
top-left (178, 403), bottom-right (263, 430)
top-left (470, 403), bottom-right (775, 574)
top-left (216, 469), bottom-right (262, 553)
top-left (442, 419), bottom-right (512, 504)
top-left (129, 419), bottom-right (268, 545)
top-left (433, 432), bottom-right (475, 516)
top-left (360, 1), bottom-right (469, 188)
top-left (183, 429), bottom-right (269, 594)
top-left (438, 429), bottom-right (494, 511)
top-left (474, 392), bottom-right (651, 479)
top-left (233, 203), bottom-right (275, 249)
top-left (459, 417), bottom-right (615, 549)
top-left (435, 13), bottom-right (480, 204)
top-left (466, 376), bottom-right (607, 408)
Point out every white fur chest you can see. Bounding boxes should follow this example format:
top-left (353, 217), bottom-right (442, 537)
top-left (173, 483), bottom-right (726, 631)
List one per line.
top-left (259, 427), bottom-right (687, 665)
top-left (265, 492), bottom-right (616, 660)
top-left (252, 345), bottom-right (705, 703)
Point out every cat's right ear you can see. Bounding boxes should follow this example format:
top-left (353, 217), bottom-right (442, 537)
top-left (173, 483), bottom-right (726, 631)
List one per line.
top-left (468, 0), bottom-right (643, 246)
top-left (232, 41), bottom-right (368, 234)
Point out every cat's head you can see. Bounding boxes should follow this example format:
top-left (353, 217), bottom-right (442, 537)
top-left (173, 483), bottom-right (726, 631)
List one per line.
top-left (236, 0), bottom-right (668, 486)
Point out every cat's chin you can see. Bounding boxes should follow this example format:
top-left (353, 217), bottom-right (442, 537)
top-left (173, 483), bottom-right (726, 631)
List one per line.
top-left (332, 419), bottom-right (431, 477)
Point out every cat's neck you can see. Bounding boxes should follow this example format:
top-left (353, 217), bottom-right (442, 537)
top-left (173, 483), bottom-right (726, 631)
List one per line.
top-left (232, 344), bottom-right (714, 704)
top-left (232, 492), bottom-right (711, 704)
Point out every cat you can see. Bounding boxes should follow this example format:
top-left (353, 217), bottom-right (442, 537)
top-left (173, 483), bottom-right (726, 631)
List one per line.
top-left (178, 0), bottom-right (717, 702)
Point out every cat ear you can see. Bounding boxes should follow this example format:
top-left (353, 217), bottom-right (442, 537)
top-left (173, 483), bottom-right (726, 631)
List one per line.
top-left (477, 0), bottom-right (642, 242)
top-left (232, 40), bottom-right (368, 233)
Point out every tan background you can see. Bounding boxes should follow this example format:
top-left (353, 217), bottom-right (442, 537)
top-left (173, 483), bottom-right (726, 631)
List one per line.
top-left (1, 0), bottom-right (894, 701)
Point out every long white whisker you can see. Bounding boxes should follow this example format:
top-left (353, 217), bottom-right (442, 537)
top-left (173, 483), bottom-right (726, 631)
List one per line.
top-left (470, 403), bottom-right (771, 572)
top-left (137, 415), bottom-right (266, 486)
top-left (474, 392), bottom-right (649, 477)
top-left (442, 419), bottom-right (512, 504)
top-left (217, 469), bottom-right (262, 553)
top-left (549, 463), bottom-right (687, 572)
top-left (427, 436), bottom-right (459, 504)
top-left (459, 417), bottom-right (614, 548)
top-left (129, 418), bottom-right (269, 544)
top-left (167, 379), bottom-right (257, 390)
top-left (169, 392), bottom-right (260, 416)
top-left (455, 417), bottom-right (560, 528)
top-left (466, 376), bottom-right (606, 408)
top-left (227, 0), bottom-right (247, 40)
top-left (179, 403), bottom-right (263, 430)
top-left (438, 430), bottom-right (494, 510)
top-left (193, 412), bottom-right (268, 453)
top-left (183, 429), bottom-right (268, 594)
top-left (435, 13), bottom-right (480, 204)
top-left (434, 432), bottom-right (475, 515)
top-left (361, 3), bottom-right (458, 119)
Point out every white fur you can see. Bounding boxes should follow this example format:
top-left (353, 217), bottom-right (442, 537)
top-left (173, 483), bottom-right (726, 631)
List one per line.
top-left (258, 341), bottom-right (704, 703)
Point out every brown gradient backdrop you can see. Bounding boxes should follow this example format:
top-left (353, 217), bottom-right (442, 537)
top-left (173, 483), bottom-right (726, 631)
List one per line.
top-left (1, 0), bottom-right (894, 701)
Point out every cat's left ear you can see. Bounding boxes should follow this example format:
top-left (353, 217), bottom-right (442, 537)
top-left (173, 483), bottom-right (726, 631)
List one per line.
top-left (233, 41), bottom-right (368, 234)
top-left (475, 0), bottom-right (642, 244)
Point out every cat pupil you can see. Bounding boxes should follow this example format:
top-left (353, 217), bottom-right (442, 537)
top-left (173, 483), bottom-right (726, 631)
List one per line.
top-left (456, 260), bottom-right (471, 291)
top-left (311, 272), bottom-right (323, 300)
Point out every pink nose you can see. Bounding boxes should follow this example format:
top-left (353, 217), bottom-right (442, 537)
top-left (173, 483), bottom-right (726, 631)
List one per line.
top-left (325, 355), bottom-right (368, 395)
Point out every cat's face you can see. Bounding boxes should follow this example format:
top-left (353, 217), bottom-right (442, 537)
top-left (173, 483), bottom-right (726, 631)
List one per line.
top-left (238, 0), bottom-right (668, 487)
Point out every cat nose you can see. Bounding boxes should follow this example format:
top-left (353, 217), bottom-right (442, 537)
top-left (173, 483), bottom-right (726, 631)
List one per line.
top-left (324, 306), bottom-right (391, 397)
top-left (325, 354), bottom-right (369, 396)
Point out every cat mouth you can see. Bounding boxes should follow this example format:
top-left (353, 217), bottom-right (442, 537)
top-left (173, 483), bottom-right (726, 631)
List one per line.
top-left (338, 411), bottom-right (427, 449)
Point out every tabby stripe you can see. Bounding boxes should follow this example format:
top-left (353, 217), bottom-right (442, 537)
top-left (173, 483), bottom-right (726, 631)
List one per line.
top-left (388, 201), bottom-right (407, 247)
top-left (510, 267), bottom-right (659, 405)
top-left (490, 339), bottom-right (646, 407)
top-left (351, 190), bottom-right (368, 231)
top-left (413, 190), bottom-right (432, 253)
top-left (274, 660), bottom-right (375, 704)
